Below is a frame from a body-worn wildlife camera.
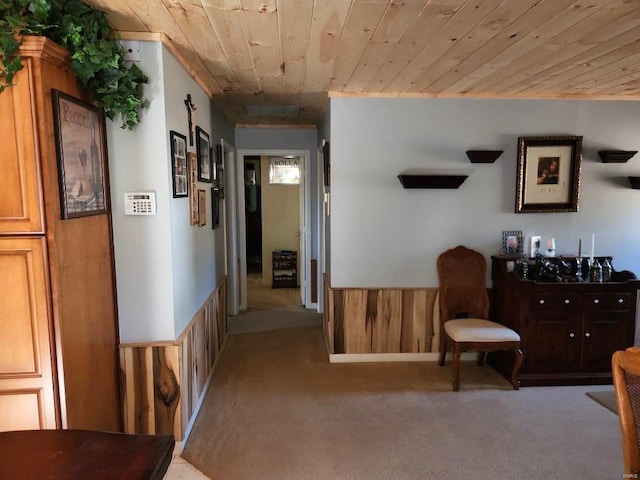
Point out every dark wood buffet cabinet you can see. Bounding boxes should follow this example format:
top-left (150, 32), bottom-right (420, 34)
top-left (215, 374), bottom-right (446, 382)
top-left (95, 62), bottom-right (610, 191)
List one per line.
top-left (489, 256), bottom-right (639, 386)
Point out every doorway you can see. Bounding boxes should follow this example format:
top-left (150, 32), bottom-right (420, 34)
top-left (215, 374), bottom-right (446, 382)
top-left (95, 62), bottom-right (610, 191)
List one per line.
top-left (244, 154), bottom-right (303, 311)
top-left (232, 149), bottom-right (311, 314)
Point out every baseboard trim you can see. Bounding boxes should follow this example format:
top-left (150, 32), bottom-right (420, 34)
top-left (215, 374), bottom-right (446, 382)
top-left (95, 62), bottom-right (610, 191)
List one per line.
top-left (329, 352), bottom-right (476, 363)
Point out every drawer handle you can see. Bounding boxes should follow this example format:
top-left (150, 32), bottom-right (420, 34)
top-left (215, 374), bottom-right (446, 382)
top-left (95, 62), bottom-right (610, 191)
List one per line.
top-left (564, 299), bottom-right (570, 304)
top-left (585, 332), bottom-right (591, 338)
top-left (539, 299), bottom-right (545, 304)
top-left (569, 333), bottom-right (575, 338)
top-left (594, 299), bottom-right (599, 304)
top-left (619, 298), bottom-right (624, 304)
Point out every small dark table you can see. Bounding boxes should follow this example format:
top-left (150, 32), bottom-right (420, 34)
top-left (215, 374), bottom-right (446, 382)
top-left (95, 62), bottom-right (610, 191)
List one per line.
top-left (0, 429), bottom-right (175, 479)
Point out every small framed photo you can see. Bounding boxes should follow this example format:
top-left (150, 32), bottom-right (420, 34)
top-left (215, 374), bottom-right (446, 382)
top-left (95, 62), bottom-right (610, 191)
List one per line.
top-left (530, 235), bottom-right (542, 257)
top-left (189, 152), bottom-right (198, 225)
top-left (502, 230), bottom-right (523, 256)
top-left (170, 130), bottom-right (188, 198)
top-left (515, 136), bottom-right (583, 213)
top-left (196, 126), bottom-right (212, 183)
top-left (198, 189), bottom-right (206, 227)
top-left (215, 144), bottom-right (224, 199)
top-left (211, 187), bottom-right (220, 229)
top-left (51, 89), bottom-right (109, 219)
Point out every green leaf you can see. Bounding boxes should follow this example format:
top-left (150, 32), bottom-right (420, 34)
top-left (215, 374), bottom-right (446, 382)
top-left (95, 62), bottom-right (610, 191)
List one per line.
top-left (0, 0), bottom-right (148, 129)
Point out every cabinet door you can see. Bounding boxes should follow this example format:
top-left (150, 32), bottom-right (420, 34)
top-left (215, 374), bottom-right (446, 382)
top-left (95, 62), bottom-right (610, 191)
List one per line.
top-left (0, 60), bottom-right (44, 234)
top-left (581, 293), bottom-right (635, 373)
top-left (0, 237), bottom-right (57, 431)
top-left (524, 294), bottom-right (581, 373)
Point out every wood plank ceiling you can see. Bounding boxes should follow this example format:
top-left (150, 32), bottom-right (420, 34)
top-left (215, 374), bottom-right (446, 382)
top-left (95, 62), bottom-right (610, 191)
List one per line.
top-left (83, 0), bottom-right (640, 127)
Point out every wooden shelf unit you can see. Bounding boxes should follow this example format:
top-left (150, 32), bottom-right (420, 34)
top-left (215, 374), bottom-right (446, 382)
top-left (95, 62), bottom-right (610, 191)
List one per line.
top-left (465, 150), bottom-right (503, 163)
top-left (397, 174), bottom-right (468, 189)
top-left (272, 250), bottom-right (297, 288)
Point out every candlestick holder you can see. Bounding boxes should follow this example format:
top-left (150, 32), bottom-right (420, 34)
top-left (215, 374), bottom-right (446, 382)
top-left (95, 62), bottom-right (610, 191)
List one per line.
top-left (574, 257), bottom-right (584, 281)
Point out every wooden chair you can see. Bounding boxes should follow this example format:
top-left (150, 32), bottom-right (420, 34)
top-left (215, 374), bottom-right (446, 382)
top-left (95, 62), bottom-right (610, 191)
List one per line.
top-left (612, 347), bottom-right (640, 476)
top-left (437, 246), bottom-right (523, 391)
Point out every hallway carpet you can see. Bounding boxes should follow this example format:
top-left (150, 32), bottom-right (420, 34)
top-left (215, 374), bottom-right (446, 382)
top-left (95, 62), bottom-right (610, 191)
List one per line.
top-left (182, 325), bottom-right (622, 480)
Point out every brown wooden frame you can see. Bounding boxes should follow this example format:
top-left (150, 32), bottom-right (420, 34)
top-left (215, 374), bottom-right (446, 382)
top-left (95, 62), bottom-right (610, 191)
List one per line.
top-left (198, 189), bottom-right (206, 226)
top-left (189, 152), bottom-right (198, 225)
top-left (51, 89), bottom-right (109, 219)
top-left (515, 135), bottom-right (583, 213)
top-left (612, 347), bottom-right (640, 476)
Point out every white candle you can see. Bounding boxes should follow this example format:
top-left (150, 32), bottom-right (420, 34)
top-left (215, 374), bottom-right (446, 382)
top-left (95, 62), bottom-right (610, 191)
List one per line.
top-left (590, 233), bottom-right (595, 261)
top-left (578, 238), bottom-right (582, 258)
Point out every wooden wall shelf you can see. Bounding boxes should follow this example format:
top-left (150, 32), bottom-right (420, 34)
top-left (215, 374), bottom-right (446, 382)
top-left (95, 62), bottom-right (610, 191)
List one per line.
top-left (465, 150), bottom-right (503, 163)
top-left (598, 150), bottom-right (637, 163)
top-left (398, 174), bottom-right (468, 189)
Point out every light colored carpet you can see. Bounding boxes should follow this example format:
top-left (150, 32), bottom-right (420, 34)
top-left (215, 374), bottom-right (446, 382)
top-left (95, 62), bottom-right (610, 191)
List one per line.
top-left (586, 389), bottom-right (618, 415)
top-left (182, 325), bottom-right (624, 480)
top-left (247, 273), bottom-right (300, 311)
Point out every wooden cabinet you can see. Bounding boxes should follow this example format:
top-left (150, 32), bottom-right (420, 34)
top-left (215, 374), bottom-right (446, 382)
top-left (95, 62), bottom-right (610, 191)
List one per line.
top-left (272, 250), bottom-right (297, 288)
top-left (489, 256), bottom-right (639, 386)
top-left (0, 38), bottom-right (121, 432)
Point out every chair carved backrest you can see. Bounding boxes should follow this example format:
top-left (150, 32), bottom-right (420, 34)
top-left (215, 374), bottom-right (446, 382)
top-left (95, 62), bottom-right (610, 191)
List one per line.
top-left (612, 347), bottom-right (640, 475)
top-left (437, 246), bottom-right (489, 322)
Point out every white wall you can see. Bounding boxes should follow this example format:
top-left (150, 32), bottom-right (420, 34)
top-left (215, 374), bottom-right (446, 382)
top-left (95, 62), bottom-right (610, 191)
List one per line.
top-left (107, 41), bottom-right (175, 342)
top-left (330, 97), bottom-right (640, 288)
top-left (162, 48), bottom-right (220, 338)
top-left (107, 41), bottom-right (232, 342)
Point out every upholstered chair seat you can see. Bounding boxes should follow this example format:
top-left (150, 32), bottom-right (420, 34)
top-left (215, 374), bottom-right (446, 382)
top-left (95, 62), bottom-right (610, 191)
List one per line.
top-left (444, 319), bottom-right (521, 343)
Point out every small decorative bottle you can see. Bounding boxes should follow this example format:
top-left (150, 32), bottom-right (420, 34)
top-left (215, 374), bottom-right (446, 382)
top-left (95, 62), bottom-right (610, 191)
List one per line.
top-left (589, 259), bottom-right (603, 283)
top-left (518, 255), bottom-right (529, 280)
top-left (601, 258), bottom-right (612, 282)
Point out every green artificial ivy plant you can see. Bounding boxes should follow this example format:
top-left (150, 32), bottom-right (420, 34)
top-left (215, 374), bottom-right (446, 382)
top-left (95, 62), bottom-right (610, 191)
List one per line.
top-left (0, 0), bottom-right (148, 129)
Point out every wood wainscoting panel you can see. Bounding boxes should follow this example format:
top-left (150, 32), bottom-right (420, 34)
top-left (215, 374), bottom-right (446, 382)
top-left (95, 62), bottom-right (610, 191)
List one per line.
top-left (323, 275), bottom-right (334, 354)
top-left (324, 282), bottom-right (438, 354)
top-left (120, 276), bottom-right (227, 441)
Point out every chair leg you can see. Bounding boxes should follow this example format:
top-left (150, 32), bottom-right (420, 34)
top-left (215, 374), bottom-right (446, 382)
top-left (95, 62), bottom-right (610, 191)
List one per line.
top-left (476, 351), bottom-right (485, 366)
top-left (511, 348), bottom-right (524, 390)
top-left (438, 336), bottom-right (447, 366)
top-left (452, 348), bottom-right (462, 392)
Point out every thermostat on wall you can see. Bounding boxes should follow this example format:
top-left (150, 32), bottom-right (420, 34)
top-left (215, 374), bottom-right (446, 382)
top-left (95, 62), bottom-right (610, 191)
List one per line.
top-left (124, 191), bottom-right (157, 215)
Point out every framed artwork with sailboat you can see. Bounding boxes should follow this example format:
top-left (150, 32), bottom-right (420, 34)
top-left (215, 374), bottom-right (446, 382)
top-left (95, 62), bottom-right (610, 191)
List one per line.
top-left (52, 89), bottom-right (109, 219)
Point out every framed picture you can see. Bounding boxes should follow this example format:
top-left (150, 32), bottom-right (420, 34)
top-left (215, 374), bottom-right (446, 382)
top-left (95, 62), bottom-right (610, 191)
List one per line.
top-left (323, 141), bottom-right (330, 187)
top-left (196, 126), bottom-right (213, 183)
top-left (530, 235), bottom-right (542, 257)
top-left (51, 89), bottom-right (108, 219)
top-left (215, 144), bottom-right (224, 198)
top-left (189, 152), bottom-right (199, 225)
top-left (515, 136), bottom-right (583, 213)
top-left (170, 131), bottom-right (188, 198)
top-left (502, 231), bottom-right (523, 256)
top-left (211, 187), bottom-right (220, 229)
top-left (198, 189), bottom-right (206, 227)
